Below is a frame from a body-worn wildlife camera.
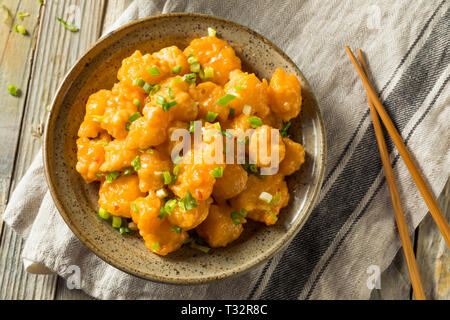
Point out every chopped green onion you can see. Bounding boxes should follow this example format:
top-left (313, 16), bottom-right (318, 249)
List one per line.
top-left (280, 121), bottom-right (292, 137)
top-left (163, 100), bottom-right (177, 112)
top-left (210, 167), bottom-right (223, 178)
top-left (173, 165), bottom-right (180, 177)
top-left (229, 108), bottom-right (235, 116)
top-left (221, 130), bottom-right (234, 139)
top-left (151, 242), bottom-right (160, 251)
top-left (216, 94), bottom-right (236, 106)
top-left (105, 171), bottom-right (120, 183)
top-left (189, 121), bottom-right (195, 133)
top-left (133, 78), bottom-right (145, 87)
top-left (243, 104), bottom-right (252, 115)
top-left (172, 65), bottom-right (182, 74)
top-left (239, 208), bottom-right (248, 218)
top-left (183, 73), bottom-right (197, 84)
top-left (203, 67), bottom-right (214, 79)
top-left (172, 77), bottom-right (182, 84)
top-left (56, 17), bottom-right (79, 32)
top-left (190, 241), bottom-right (210, 253)
top-left (2, 4), bottom-right (11, 23)
top-left (98, 208), bottom-right (110, 220)
top-left (270, 192), bottom-right (282, 206)
top-left (142, 82), bottom-right (153, 94)
top-left (156, 188), bottom-right (168, 199)
top-left (112, 216), bottom-right (122, 228)
top-left (269, 212), bottom-right (278, 222)
top-left (123, 167), bottom-right (134, 176)
top-left (190, 62), bottom-right (201, 73)
top-left (130, 202), bottom-right (138, 213)
top-left (7, 85), bottom-right (20, 97)
top-left (205, 111), bottom-right (219, 122)
top-left (187, 54), bottom-right (198, 64)
top-left (164, 199), bottom-right (178, 214)
top-left (213, 122), bottom-right (221, 131)
top-left (235, 86), bottom-right (244, 90)
top-left (259, 192), bottom-right (273, 204)
top-left (172, 225), bottom-right (182, 234)
top-left (150, 84), bottom-right (161, 95)
top-left (178, 199), bottom-right (186, 212)
top-left (18, 12), bottom-right (30, 20)
top-left (125, 122), bottom-right (131, 131)
top-left (128, 112), bottom-right (142, 122)
top-left (133, 99), bottom-right (141, 108)
top-left (147, 66), bottom-right (160, 76)
top-left (248, 116), bottom-right (263, 128)
top-left (38, 0), bottom-right (43, 5)
top-left (163, 171), bottom-right (174, 185)
top-left (158, 207), bottom-right (167, 219)
top-left (156, 95), bottom-right (166, 106)
top-left (207, 27), bottom-right (217, 37)
top-left (237, 137), bottom-right (249, 146)
top-left (131, 156), bottom-right (141, 171)
top-left (168, 87), bottom-right (174, 99)
top-left (183, 191), bottom-right (197, 210)
top-left (119, 227), bottom-right (130, 235)
top-left (14, 24), bottom-right (27, 35)
top-left (231, 211), bottom-right (242, 225)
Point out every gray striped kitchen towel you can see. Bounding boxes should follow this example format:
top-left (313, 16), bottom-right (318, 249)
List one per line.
top-left (3, 0), bottom-right (449, 299)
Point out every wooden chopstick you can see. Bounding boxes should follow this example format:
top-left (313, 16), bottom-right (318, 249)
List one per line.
top-left (357, 49), bottom-right (426, 300)
top-left (345, 46), bottom-right (450, 248)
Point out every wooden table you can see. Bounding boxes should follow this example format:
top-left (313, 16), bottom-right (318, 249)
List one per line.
top-left (0, 0), bottom-right (448, 300)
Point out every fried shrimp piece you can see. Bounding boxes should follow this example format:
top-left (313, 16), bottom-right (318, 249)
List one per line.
top-left (133, 192), bottom-right (188, 255)
top-left (100, 139), bottom-right (139, 172)
top-left (168, 197), bottom-right (213, 231)
top-left (117, 50), bottom-right (171, 85)
top-left (126, 105), bottom-right (169, 150)
top-left (75, 135), bottom-right (110, 183)
top-left (196, 204), bottom-right (244, 248)
top-left (190, 81), bottom-right (229, 122)
top-left (137, 149), bottom-right (172, 192)
top-left (78, 90), bottom-right (111, 138)
top-left (98, 175), bottom-right (145, 219)
top-left (184, 36), bottom-right (241, 85)
top-left (249, 125), bottom-right (286, 168)
top-left (279, 137), bottom-right (305, 176)
top-left (230, 174), bottom-right (289, 226)
top-left (268, 68), bottom-right (302, 121)
top-left (213, 164), bottom-right (248, 200)
top-left (153, 46), bottom-right (190, 76)
top-left (149, 76), bottom-right (198, 122)
top-left (224, 70), bottom-right (271, 118)
top-left (170, 142), bottom-right (225, 201)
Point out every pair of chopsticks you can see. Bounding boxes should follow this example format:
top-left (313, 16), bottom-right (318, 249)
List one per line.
top-left (346, 46), bottom-right (450, 300)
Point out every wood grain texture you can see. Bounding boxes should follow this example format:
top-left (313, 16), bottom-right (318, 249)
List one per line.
top-left (0, 0), bottom-right (106, 300)
top-left (102, 0), bottom-right (134, 33)
top-left (416, 179), bottom-right (450, 300)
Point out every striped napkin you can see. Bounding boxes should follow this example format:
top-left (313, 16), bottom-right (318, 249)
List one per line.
top-left (3, 0), bottom-right (449, 299)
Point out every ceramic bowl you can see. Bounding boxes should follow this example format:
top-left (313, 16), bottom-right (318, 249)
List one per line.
top-left (43, 13), bottom-right (326, 284)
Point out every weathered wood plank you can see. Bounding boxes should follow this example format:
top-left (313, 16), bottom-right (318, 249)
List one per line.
top-left (0, 0), bottom-right (106, 300)
top-left (102, 0), bottom-right (134, 34)
top-left (0, 0), bottom-right (41, 230)
top-left (415, 178), bottom-right (450, 300)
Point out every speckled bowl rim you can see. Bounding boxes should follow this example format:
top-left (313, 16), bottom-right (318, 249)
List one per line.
top-left (43, 12), bottom-right (327, 284)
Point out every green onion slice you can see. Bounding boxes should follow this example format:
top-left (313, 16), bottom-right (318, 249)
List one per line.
top-left (210, 167), bottom-right (223, 178)
top-left (128, 112), bottom-right (142, 122)
top-left (168, 87), bottom-right (175, 99)
top-left (207, 27), bottom-right (217, 37)
top-left (248, 116), bottom-right (263, 128)
top-left (56, 17), bottom-right (79, 32)
top-left (130, 202), bottom-right (139, 213)
top-left (105, 171), bottom-right (120, 183)
top-left (147, 66), bottom-right (160, 76)
top-left (172, 226), bottom-right (182, 234)
top-left (133, 78), bottom-right (145, 87)
top-left (131, 156), bottom-right (141, 171)
top-left (98, 208), bottom-right (110, 220)
top-left (172, 65), bottom-right (182, 74)
top-left (133, 99), bottom-right (141, 108)
top-left (205, 111), bottom-right (219, 122)
top-left (216, 94), bottom-right (236, 106)
top-left (280, 121), bottom-right (292, 137)
top-left (151, 242), bottom-right (160, 251)
top-left (112, 216), bottom-right (122, 228)
top-left (183, 73), bottom-right (197, 84)
top-left (7, 85), bottom-right (19, 97)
